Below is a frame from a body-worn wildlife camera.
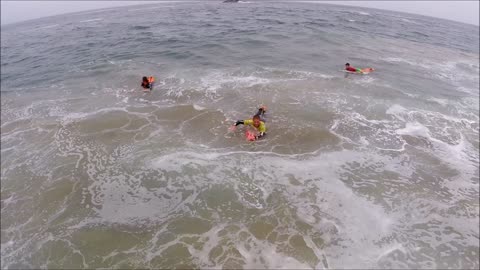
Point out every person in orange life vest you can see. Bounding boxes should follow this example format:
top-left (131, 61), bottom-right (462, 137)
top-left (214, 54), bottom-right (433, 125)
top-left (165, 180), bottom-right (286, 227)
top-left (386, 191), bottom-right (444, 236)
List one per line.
top-left (141, 76), bottom-right (155, 90)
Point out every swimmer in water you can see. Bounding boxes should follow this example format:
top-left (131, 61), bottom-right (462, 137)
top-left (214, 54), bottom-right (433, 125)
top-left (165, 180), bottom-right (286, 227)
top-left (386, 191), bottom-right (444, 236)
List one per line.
top-left (345, 63), bottom-right (374, 74)
top-left (231, 106), bottom-right (267, 140)
top-left (345, 63), bottom-right (361, 73)
top-left (141, 76), bottom-right (155, 90)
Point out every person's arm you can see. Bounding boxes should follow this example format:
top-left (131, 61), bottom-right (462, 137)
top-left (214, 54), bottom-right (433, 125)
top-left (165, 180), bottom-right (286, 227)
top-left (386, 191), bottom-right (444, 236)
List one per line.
top-left (255, 132), bottom-right (265, 140)
top-left (229, 120), bottom-right (246, 131)
top-left (234, 120), bottom-right (244, 126)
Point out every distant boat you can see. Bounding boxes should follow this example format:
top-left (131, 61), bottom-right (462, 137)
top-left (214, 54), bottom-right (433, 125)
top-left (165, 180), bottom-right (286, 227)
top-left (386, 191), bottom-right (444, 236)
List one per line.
top-left (223, 0), bottom-right (239, 3)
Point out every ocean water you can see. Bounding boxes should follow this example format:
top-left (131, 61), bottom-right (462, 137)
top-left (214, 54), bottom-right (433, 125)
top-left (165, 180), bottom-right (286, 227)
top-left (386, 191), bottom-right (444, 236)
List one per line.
top-left (1, 1), bottom-right (479, 269)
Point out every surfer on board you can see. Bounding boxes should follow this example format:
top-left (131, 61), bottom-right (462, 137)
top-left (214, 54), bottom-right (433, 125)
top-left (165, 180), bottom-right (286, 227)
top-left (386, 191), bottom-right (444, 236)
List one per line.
top-left (230, 106), bottom-right (267, 141)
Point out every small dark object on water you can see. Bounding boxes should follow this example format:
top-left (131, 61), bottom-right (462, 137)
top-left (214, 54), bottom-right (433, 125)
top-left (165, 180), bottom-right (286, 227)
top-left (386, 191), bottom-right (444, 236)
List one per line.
top-left (223, 0), bottom-right (239, 3)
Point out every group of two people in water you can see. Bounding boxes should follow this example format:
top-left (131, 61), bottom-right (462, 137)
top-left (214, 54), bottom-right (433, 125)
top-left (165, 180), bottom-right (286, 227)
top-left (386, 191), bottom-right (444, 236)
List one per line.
top-left (140, 75), bottom-right (267, 141)
top-left (140, 63), bottom-right (368, 141)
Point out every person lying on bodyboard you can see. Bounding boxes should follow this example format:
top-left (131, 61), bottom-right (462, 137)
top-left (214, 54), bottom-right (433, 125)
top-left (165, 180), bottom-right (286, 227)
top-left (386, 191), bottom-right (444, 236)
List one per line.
top-left (345, 63), bottom-right (374, 74)
top-left (229, 106), bottom-right (267, 141)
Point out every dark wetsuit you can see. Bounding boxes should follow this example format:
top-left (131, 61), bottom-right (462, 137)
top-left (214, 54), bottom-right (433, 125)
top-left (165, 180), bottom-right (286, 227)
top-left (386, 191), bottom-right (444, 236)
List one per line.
top-left (141, 82), bottom-right (151, 89)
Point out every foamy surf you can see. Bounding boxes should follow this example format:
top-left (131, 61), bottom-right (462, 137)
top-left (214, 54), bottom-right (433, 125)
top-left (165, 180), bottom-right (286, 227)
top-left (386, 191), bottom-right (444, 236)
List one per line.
top-left (1, 1), bottom-right (478, 269)
top-left (79, 18), bottom-right (103, 23)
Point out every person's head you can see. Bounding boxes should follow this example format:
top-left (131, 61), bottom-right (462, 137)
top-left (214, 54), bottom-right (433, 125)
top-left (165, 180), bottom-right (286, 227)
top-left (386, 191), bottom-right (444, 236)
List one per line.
top-left (142, 76), bottom-right (148, 83)
top-left (345, 63), bottom-right (350, 67)
top-left (252, 115), bottom-right (261, 127)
